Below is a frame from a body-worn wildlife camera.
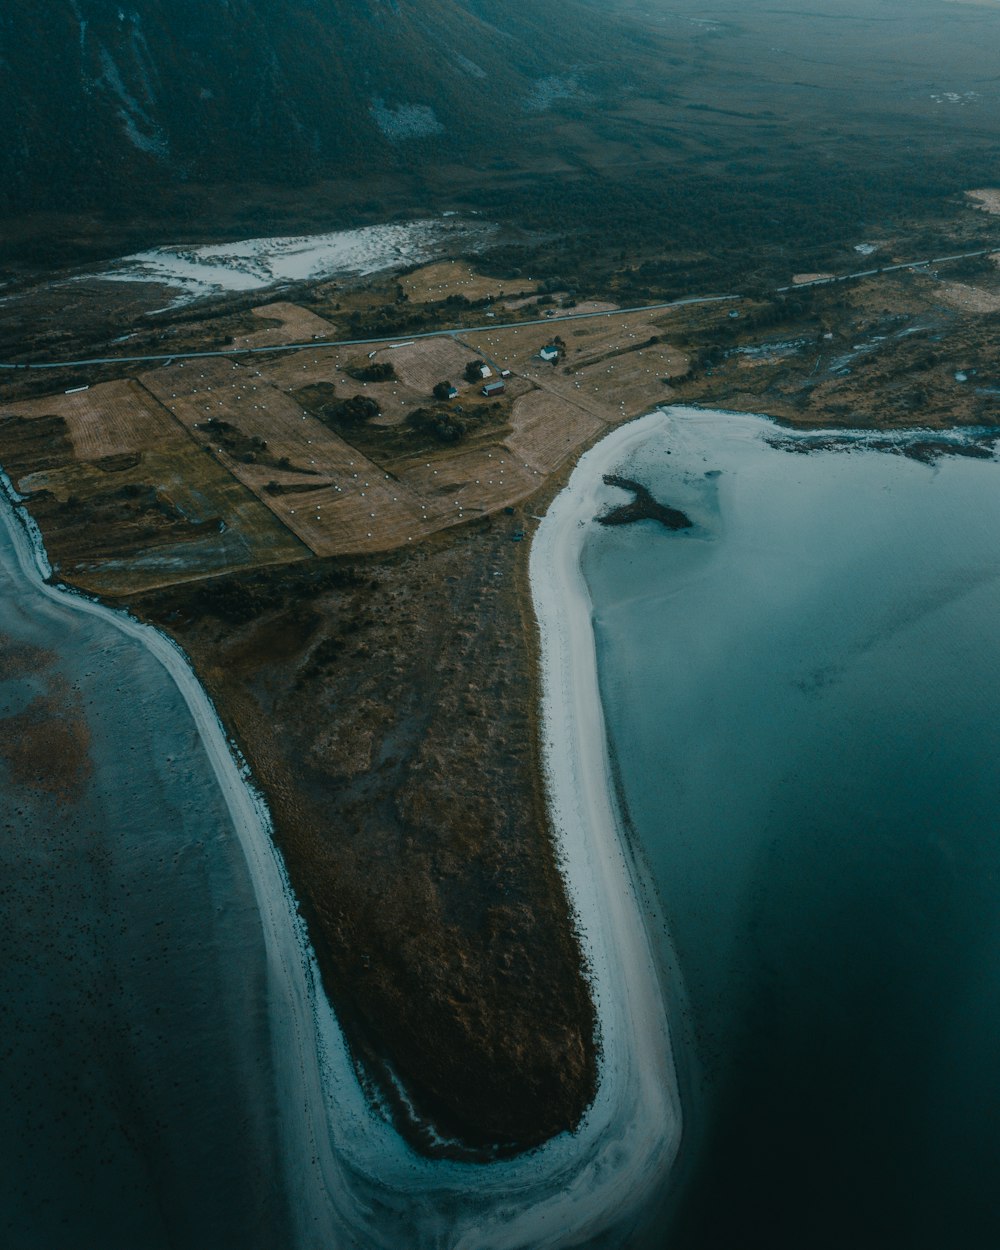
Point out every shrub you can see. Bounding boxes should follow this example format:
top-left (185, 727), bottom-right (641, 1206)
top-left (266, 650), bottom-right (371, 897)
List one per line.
top-left (345, 361), bottom-right (396, 383)
top-left (329, 395), bottom-right (381, 425)
top-left (406, 405), bottom-right (466, 444)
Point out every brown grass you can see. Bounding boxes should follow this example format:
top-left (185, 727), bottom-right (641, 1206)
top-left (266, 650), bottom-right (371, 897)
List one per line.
top-left (394, 447), bottom-right (538, 517)
top-left (400, 262), bottom-right (538, 305)
top-left (3, 370), bottom-right (308, 592)
top-left (140, 357), bottom-right (438, 554)
top-left (260, 484), bottom-right (432, 556)
top-left (935, 280), bottom-right (1000, 313)
top-left (967, 188), bottom-right (1000, 214)
top-left (234, 300), bottom-right (338, 348)
top-left (567, 300), bottom-right (621, 315)
top-left (2, 305), bottom-right (696, 580)
top-left (252, 347), bottom-right (431, 424)
top-left (463, 315), bottom-right (689, 425)
top-left (376, 337), bottom-right (482, 396)
top-left (142, 357), bottom-right (337, 473)
top-left (5, 379), bottom-right (178, 460)
top-left (130, 315), bottom-right (690, 560)
top-left (506, 391), bottom-right (606, 475)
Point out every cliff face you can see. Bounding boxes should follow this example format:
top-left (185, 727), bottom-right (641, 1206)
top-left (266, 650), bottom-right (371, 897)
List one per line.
top-left (0, 0), bottom-right (624, 215)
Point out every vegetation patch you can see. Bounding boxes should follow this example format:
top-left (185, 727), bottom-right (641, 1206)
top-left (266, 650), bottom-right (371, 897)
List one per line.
top-left (196, 417), bottom-right (269, 463)
top-left (344, 360), bottom-right (397, 383)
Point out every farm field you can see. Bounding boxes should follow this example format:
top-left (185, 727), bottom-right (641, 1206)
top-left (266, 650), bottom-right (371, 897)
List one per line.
top-left (1, 378), bottom-right (308, 593)
top-left (114, 300), bottom-right (682, 567)
top-left (463, 313), bottom-right (692, 424)
top-left (399, 261), bottom-right (539, 305)
top-left (233, 301), bottom-right (338, 348)
top-left (17, 235), bottom-right (1000, 598)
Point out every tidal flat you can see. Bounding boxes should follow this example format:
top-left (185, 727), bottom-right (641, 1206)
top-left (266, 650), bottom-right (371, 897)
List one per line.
top-left (0, 497), bottom-right (292, 1249)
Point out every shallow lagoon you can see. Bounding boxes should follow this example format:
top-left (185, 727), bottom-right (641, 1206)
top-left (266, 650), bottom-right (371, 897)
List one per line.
top-left (583, 410), bottom-right (1000, 1249)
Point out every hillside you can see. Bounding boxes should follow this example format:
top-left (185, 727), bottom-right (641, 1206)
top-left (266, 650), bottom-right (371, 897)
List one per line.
top-left (0, 0), bottom-right (629, 219)
top-left (6, 0), bottom-right (1000, 288)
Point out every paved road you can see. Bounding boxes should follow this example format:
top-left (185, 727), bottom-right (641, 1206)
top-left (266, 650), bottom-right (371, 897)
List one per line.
top-left (0, 294), bottom-right (741, 374)
top-left (0, 244), bottom-right (994, 374)
top-left (774, 247), bottom-right (995, 291)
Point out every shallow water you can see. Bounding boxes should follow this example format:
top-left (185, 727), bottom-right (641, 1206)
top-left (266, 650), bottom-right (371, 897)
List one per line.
top-left (582, 410), bottom-right (1000, 1249)
top-left (0, 502), bottom-right (293, 1248)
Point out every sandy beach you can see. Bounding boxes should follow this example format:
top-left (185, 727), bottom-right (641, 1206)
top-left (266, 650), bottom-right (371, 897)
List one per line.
top-left (527, 407), bottom-right (685, 1227)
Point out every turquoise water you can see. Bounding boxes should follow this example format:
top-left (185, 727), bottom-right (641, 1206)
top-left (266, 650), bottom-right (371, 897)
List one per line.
top-left (582, 411), bottom-right (1000, 1249)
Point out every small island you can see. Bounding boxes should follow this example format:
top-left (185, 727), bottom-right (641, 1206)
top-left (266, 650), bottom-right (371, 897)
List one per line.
top-left (598, 474), bottom-right (693, 530)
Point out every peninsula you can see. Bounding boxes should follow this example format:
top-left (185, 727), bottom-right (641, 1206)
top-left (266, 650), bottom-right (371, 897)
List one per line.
top-left (3, 203), bottom-right (1000, 1146)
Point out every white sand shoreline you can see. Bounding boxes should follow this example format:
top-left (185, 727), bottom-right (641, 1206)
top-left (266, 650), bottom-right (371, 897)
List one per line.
top-left (527, 406), bottom-right (684, 1224)
top-left (0, 406), bottom-right (683, 1247)
top-left (0, 473), bottom-right (348, 1245)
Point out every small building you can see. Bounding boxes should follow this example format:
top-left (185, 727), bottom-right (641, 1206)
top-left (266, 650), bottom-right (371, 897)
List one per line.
top-left (479, 364), bottom-right (493, 379)
top-left (540, 345), bottom-right (559, 362)
top-left (446, 385), bottom-right (459, 399)
top-left (500, 368), bottom-right (512, 378)
top-left (482, 380), bottom-right (506, 397)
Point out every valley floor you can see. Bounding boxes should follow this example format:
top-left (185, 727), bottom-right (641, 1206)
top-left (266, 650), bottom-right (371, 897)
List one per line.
top-left (2, 193), bottom-right (1000, 1148)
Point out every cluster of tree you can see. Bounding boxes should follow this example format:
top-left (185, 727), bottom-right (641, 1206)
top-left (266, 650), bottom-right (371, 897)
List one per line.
top-left (297, 634), bottom-right (344, 682)
top-left (176, 563), bottom-right (364, 626)
top-left (344, 361), bottom-right (396, 383)
top-left (323, 395), bottom-right (382, 426)
top-left (406, 405), bottom-right (468, 444)
top-left (469, 148), bottom-right (1000, 299)
top-left (464, 359), bottom-right (488, 383)
top-left (196, 416), bottom-right (268, 462)
top-left (946, 254), bottom-right (996, 280)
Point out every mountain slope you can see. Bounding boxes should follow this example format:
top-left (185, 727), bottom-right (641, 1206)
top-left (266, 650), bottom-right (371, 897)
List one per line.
top-left (0, 0), bottom-right (631, 215)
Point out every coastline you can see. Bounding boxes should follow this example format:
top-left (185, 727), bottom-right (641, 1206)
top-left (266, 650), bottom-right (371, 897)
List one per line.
top-left (528, 406), bottom-right (684, 1228)
top-left (572, 406), bottom-right (1000, 1249)
top-left (0, 472), bottom-right (346, 1247)
top-left (0, 405), bottom-right (685, 1247)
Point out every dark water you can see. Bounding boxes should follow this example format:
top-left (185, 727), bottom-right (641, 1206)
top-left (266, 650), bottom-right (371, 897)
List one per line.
top-left (0, 503), bottom-right (293, 1249)
top-left (582, 412), bottom-right (1000, 1250)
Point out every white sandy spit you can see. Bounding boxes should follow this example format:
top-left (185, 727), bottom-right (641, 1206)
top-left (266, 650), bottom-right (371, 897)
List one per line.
top-left (88, 218), bottom-right (495, 307)
top-left (0, 408), bottom-right (683, 1249)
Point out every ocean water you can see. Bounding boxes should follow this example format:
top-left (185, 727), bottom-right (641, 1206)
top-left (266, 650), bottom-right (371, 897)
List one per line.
top-left (582, 410), bottom-right (1000, 1249)
top-left (0, 501), bottom-right (293, 1249)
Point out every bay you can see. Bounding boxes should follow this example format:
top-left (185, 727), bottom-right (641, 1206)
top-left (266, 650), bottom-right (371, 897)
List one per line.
top-left (582, 410), bottom-right (1000, 1249)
